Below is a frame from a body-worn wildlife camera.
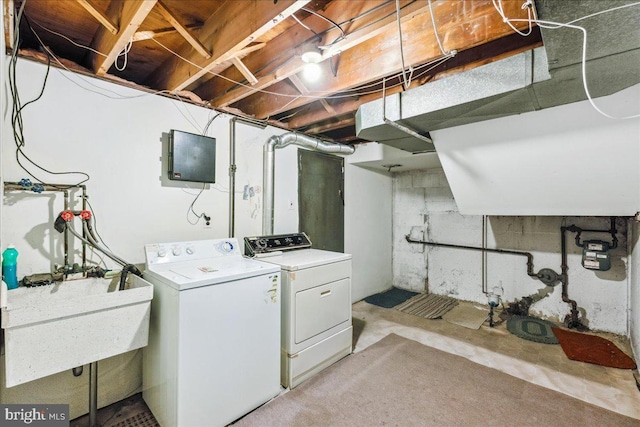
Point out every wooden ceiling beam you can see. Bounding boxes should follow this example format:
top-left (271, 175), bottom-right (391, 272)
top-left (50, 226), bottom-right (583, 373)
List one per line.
top-left (145, 0), bottom-right (310, 92)
top-left (155, 0), bottom-right (210, 59)
top-left (133, 24), bottom-right (203, 42)
top-left (195, 1), bottom-right (414, 103)
top-left (231, 57), bottom-right (258, 85)
top-left (289, 75), bottom-right (335, 115)
top-left (209, 0), bottom-right (426, 109)
top-left (89, 0), bottom-right (157, 76)
top-left (305, 117), bottom-right (355, 134)
top-left (76, 0), bottom-right (118, 35)
top-left (235, 0), bottom-right (535, 119)
top-left (4, 0), bottom-right (14, 50)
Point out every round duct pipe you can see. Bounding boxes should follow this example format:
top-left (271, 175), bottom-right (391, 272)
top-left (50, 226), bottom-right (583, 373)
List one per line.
top-left (262, 133), bottom-right (355, 235)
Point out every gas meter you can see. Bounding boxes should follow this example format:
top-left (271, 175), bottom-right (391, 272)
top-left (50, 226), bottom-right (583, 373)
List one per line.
top-left (581, 240), bottom-right (611, 271)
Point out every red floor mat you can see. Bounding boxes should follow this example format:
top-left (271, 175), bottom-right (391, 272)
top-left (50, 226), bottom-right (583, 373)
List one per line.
top-left (552, 327), bottom-right (637, 369)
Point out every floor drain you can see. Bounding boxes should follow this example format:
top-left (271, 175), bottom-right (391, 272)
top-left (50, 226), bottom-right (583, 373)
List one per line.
top-left (112, 411), bottom-right (159, 427)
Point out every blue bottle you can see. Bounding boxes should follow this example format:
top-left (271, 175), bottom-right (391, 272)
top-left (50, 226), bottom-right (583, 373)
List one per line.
top-left (2, 245), bottom-right (19, 290)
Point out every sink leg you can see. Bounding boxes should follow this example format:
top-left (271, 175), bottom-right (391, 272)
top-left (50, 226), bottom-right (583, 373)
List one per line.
top-left (89, 361), bottom-right (98, 427)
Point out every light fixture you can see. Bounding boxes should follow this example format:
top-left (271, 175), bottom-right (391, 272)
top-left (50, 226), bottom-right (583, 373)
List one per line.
top-left (301, 47), bottom-right (322, 64)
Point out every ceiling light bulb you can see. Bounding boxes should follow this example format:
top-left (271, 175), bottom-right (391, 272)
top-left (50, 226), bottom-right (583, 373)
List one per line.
top-left (302, 62), bottom-right (322, 82)
top-left (301, 49), bottom-right (322, 64)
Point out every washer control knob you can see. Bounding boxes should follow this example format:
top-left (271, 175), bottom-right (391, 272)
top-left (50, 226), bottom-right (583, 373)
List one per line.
top-left (219, 241), bottom-right (234, 253)
top-left (172, 247), bottom-right (182, 256)
top-left (186, 246), bottom-right (195, 255)
top-left (157, 248), bottom-right (167, 258)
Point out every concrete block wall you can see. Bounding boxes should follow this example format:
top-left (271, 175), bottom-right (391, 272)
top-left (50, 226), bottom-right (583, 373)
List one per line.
top-left (392, 168), bottom-right (629, 334)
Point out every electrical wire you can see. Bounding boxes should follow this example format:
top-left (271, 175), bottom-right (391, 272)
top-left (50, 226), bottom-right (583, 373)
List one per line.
top-left (395, 0), bottom-right (410, 90)
top-left (427, 0), bottom-right (456, 57)
top-left (114, 37), bottom-right (133, 71)
top-left (301, 7), bottom-right (345, 47)
top-left (186, 183), bottom-right (208, 225)
top-left (492, 0), bottom-right (537, 37)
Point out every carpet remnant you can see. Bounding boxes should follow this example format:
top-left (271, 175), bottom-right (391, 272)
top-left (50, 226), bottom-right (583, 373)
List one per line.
top-left (395, 293), bottom-right (458, 319)
top-left (552, 327), bottom-right (637, 369)
top-left (364, 287), bottom-right (418, 308)
top-left (232, 334), bottom-right (639, 427)
top-left (442, 304), bottom-right (488, 330)
top-left (507, 316), bottom-right (559, 344)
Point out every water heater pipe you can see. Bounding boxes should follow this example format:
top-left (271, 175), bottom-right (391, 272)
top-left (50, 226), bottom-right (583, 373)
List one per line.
top-left (263, 132), bottom-right (355, 235)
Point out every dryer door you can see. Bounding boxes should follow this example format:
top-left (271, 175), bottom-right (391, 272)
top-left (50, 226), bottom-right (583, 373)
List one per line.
top-left (295, 278), bottom-right (350, 343)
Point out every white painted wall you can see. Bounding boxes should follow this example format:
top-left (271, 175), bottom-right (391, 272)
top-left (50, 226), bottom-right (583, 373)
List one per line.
top-left (345, 162), bottom-right (393, 302)
top-left (1, 57), bottom-right (392, 417)
top-left (434, 84), bottom-right (640, 216)
top-left (394, 167), bottom-right (629, 334)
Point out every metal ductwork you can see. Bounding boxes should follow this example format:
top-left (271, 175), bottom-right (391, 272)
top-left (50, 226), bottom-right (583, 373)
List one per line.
top-left (355, 0), bottom-right (640, 152)
top-left (263, 133), bottom-right (355, 234)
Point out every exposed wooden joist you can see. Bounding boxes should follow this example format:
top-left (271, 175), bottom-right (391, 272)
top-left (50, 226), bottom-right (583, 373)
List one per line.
top-left (231, 57), bottom-right (258, 85)
top-left (133, 23), bottom-right (203, 42)
top-left (76, 0), bottom-right (118, 34)
top-left (289, 75), bottom-right (335, 115)
top-left (155, 0), bottom-right (210, 59)
top-left (305, 116), bottom-right (355, 134)
top-left (194, 0), bottom-right (414, 103)
top-left (210, 0), bottom-right (427, 109)
top-left (89, 0), bottom-right (157, 75)
top-left (4, 0), bottom-right (14, 50)
top-left (146, 0), bottom-right (310, 92)
top-left (235, 0), bottom-right (535, 119)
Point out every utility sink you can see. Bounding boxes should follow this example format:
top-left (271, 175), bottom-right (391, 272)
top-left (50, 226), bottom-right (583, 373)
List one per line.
top-left (1, 275), bottom-right (153, 387)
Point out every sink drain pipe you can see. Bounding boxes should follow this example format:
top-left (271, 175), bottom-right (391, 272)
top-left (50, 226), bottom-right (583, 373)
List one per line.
top-left (263, 132), bottom-right (355, 235)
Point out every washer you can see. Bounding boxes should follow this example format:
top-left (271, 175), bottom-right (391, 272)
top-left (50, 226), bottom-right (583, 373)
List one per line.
top-left (142, 238), bottom-right (281, 427)
top-left (245, 233), bottom-right (352, 388)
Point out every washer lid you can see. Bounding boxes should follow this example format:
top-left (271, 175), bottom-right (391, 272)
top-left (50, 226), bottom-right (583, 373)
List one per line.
top-left (260, 249), bottom-right (351, 271)
top-left (145, 257), bottom-right (280, 290)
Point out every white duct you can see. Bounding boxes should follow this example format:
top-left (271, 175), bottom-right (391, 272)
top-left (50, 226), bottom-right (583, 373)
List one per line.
top-left (263, 132), bottom-right (355, 235)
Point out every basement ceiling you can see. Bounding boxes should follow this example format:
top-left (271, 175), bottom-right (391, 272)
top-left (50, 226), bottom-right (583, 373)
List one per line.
top-left (4, 0), bottom-right (543, 144)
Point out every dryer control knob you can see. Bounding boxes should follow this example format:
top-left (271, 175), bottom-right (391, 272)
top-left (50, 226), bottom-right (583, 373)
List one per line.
top-left (157, 249), bottom-right (167, 258)
top-left (186, 246), bottom-right (195, 255)
top-left (172, 247), bottom-right (182, 256)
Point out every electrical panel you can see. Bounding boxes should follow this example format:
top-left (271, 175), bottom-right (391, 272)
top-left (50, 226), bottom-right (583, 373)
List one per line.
top-left (168, 130), bottom-right (216, 183)
top-left (581, 240), bottom-right (611, 271)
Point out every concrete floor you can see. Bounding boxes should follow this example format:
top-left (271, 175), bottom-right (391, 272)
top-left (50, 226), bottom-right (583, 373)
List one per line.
top-left (72, 299), bottom-right (640, 426)
top-left (352, 300), bottom-right (640, 421)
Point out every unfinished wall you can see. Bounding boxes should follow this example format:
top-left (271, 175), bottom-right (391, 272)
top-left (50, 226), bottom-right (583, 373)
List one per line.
top-left (393, 168), bottom-right (629, 334)
top-left (1, 58), bottom-right (392, 417)
top-left (629, 219), bottom-right (640, 364)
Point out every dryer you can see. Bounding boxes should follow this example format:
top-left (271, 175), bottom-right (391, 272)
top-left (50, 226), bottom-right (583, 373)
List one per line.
top-left (245, 233), bottom-right (352, 388)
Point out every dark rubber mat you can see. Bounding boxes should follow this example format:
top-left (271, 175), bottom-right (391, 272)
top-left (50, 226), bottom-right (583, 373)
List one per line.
top-left (507, 316), bottom-right (559, 344)
top-left (364, 287), bottom-right (419, 308)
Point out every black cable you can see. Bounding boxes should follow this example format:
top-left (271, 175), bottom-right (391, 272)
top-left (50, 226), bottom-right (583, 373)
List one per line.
top-left (186, 183), bottom-right (208, 225)
top-left (9, 9), bottom-right (91, 188)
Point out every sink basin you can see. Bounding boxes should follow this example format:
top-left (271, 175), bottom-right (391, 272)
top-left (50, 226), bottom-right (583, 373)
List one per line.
top-left (1, 275), bottom-right (153, 387)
